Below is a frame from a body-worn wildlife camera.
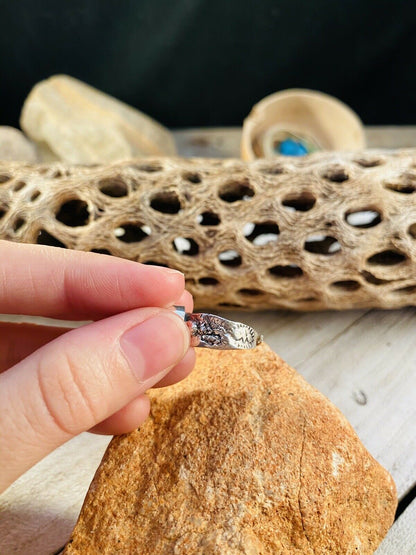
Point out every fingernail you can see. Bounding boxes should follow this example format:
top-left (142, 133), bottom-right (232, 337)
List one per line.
top-left (146, 264), bottom-right (183, 276)
top-left (164, 268), bottom-right (184, 276)
top-left (120, 312), bottom-right (190, 386)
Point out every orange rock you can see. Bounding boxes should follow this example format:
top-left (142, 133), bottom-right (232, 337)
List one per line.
top-left (64, 344), bottom-right (396, 554)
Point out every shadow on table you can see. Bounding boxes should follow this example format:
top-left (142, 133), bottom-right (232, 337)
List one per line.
top-left (0, 505), bottom-right (74, 555)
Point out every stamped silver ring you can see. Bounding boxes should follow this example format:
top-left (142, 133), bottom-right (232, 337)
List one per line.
top-left (174, 306), bottom-right (263, 350)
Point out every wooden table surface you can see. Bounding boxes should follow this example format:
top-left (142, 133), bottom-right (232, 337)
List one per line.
top-left (1, 127), bottom-right (416, 554)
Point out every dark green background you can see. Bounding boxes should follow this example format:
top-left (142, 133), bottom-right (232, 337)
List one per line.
top-left (1, 0), bottom-right (416, 127)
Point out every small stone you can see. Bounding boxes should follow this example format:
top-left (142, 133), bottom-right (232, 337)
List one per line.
top-left (64, 344), bottom-right (397, 554)
top-left (0, 126), bottom-right (38, 162)
top-left (278, 138), bottom-right (309, 156)
top-left (20, 75), bottom-right (176, 163)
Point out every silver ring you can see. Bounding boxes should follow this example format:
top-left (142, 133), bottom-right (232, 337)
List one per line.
top-left (174, 306), bottom-right (262, 350)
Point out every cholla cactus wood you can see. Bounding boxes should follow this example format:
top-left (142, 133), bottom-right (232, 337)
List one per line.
top-left (1, 150), bottom-right (416, 310)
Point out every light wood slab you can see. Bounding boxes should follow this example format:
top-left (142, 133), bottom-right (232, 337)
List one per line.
top-left (377, 498), bottom-right (416, 554)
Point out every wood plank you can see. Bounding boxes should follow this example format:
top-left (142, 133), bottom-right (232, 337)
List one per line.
top-left (376, 498), bottom-right (416, 554)
top-left (174, 127), bottom-right (242, 158)
top-left (0, 434), bottom-right (110, 555)
top-left (366, 126), bottom-right (416, 149)
top-left (173, 125), bottom-right (416, 156)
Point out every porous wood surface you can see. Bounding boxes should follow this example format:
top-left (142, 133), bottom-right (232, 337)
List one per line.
top-left (63, 345), bottom-right (396, 555)
top-left (1, 149), bottom-right (416, 310)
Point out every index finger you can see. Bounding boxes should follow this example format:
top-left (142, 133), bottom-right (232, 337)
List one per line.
top-left (0, 241), bottom-right (186, 319)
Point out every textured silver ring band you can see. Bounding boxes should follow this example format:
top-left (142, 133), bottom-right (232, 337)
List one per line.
top-left (174, 306), bottom-right (262, 350)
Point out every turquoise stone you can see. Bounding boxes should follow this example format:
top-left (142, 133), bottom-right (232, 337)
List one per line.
top-left (278, 138), bottom-right (308, 156)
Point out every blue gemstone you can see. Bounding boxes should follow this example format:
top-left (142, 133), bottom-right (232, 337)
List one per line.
top-left (278, 139), bottom-right (308, 156)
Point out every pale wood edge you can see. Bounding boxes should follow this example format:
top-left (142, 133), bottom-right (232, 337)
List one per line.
top-left (172, 125), bottom-right (416, 155)
top-left (376, 497), bottom-right (416, 554)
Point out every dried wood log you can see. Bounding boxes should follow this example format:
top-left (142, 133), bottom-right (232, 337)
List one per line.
top-left (1, 150), bottom-right (416, 311)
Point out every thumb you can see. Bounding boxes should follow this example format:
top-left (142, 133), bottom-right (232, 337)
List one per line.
top-left (0, 308), bottom-right (190, 492)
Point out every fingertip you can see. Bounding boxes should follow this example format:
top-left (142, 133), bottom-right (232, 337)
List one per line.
top-left (89, 394), bottom-right (151, 435)
top-left (153, 347), bottom-right (196, 388)
top-left (133, 264), bottom-right (185, 308)
top-left (169, 289), bottom-right (194, 312)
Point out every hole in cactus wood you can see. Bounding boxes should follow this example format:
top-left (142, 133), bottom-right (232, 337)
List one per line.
top-left (355, 158), bottom-right (383, 168)
top-left (219, 181), bottom-right (254, 202)
top-left (243, 222), bottom-right (279, 245)
top-left (135, 163), bottom-right (163, 173)
top-left (331, 280), bottom-right (361, 291)
top-left (393, 285), bottom-right (416, 294)
top-left (408, 223), bottom-right (416, 238)
top-left (384, 172), bottom-right (416, 194)
top-left (183, 172), bottom-right (202, 184)
top-left (268, 264), bottom-right (303, 278)
top-left (150, 191), bottom-right (182, 214)
top-left (37, 230), bottom-right (67, 248)
top-left (199, 277), bottom-right (219, 285)
top-left (90, 248), bottom-right (112, 255)
top-left (115, 223), bottom-right (150, 243)
top-left (218, 302), bottom-right (244, 308)
top-left (304, 235), bottom-right (341, 255)
top-left (173, 237), bottom-right (199, 256)
top-left (360, 270), bottom-right (390, 285)
top-left (13, 217), bottom-right (25, 232)
top-left (282, 192), bottom-right (316, 212)
top-left (30, 190), bottom-right (41, 202)
top-left (238, 288), bottom-right (264, 296)
top-left (0, 174), bottom-right (11, 184)
top-left (322, 166), bottom-right (349, 183)
top-left (0, 207), bottom-right (6, 219)
top-left (367, 250), bottom-right (406, 266)
top-left (345, 210), bottom-right (381, 228)
top-left (56, 199), bottom-right (90, 227)
top-left (197, 211), bottom-right (220, 225)
top-left (98, 177), bottom-right (129, 197)
top-left (218, 250), bottom-right (242, 267)
top-left (13, 181), bottom-right (26, 192)
top-left (258, 164), bottom-right (285, 175)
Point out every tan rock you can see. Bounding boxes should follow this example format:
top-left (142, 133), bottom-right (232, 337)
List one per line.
top-left (20, 75), bottom-right (176, 163)
top-left (64, 344), bottom-right (397, 554)
top-left (0, 126), bottom-right (38, 162)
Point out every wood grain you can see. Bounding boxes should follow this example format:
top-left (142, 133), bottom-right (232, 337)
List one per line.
top-left (376, 498), bottom-right (416, 554)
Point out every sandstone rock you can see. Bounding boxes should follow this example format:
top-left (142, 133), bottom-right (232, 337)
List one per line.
top-left (64, 344), bottom-right (397, 554)
top-left (0, 126), bottom-right (38, 162)
top-left (20, 75), bottom-right (176, 163)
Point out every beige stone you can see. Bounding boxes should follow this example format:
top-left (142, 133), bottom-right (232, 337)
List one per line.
top-left (20, 75), bottom-right (176, 163)
top-left (64, 344), bottom-right (396, 554)
top-left (1, 151), bottom-right (416, 310)
top-left (0, 126), bottom-right (38, 162)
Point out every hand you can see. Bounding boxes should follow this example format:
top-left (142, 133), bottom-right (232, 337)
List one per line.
top-left (0, 240), bottom-right (195, 493)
